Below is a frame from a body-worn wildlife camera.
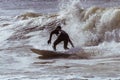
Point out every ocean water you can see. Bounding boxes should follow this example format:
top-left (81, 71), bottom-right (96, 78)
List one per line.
top-left (0, 0), bottom-right (59, 16)
top-left (1, 0), bottom-right (120, 16)
top-left (1, 0), bottom-right (120, 80)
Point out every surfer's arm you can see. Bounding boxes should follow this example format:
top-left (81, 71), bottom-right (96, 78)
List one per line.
top-left (48, 30), bottom-right (55, 44)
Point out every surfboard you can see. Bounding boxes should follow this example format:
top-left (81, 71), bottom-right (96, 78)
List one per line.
top-left (31, 48), bottom-right (71, 59)
top-left (30, 47), bottom-right (90, 59)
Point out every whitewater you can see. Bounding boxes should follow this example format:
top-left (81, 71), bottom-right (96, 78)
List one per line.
top-left (1, 0), bottom-right (120, 80)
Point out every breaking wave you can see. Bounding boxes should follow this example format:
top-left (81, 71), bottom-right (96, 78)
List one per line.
top-left (55, 0), bottom-right (120, 58)
top-left (1, 0), bottom-right (120, 59)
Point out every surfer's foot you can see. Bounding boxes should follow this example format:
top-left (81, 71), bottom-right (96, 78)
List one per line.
top-left (54, 48), bottom-right (56, 51)
top-left (64, 47), bottom-right (69, 50)
top-left (52, 46), bottom-right (56, 51)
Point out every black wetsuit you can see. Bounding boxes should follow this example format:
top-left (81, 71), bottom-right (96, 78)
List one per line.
top-left (48, 29), bottom-right (74, 51)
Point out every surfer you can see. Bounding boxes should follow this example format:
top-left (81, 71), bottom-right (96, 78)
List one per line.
top-left (47, 26), bottom-right (74, 51)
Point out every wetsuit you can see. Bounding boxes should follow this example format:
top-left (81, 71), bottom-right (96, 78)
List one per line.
top-left (48, 29), bottom-right (74, 51)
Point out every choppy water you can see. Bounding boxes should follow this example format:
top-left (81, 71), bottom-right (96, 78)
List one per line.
top-left (0, 0), bottom-right (59, 16)
top-left (1, 0), bottom-right (120, 16)
top-left (1, 0), bottom-right (120, 80)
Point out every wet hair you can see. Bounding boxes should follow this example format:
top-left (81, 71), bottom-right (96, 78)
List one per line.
top-left (56, 26), bottom-right (61, 30)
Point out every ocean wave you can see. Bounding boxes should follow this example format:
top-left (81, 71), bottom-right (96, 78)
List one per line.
top-left (1, 0), bottom-right (120, 59)
top-left (17, 12), bottom-right (42, 20)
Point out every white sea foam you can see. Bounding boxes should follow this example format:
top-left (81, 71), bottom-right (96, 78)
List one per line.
top-left (0, 0), bottom-right (120, 80)
top-left (0, 0), bottom-right (120, 58)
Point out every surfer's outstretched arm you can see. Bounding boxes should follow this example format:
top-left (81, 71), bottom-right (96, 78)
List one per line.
top-left (69, 38), bottom-right (74, 48)
top-left (48, 31), bottom-right (55, 44)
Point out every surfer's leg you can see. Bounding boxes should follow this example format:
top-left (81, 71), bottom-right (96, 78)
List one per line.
top-left (53, 39), bottom-right (62, 51)
top-left (64, 40), bottom-right (69, 50)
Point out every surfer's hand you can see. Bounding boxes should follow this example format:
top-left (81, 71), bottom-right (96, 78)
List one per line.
top-left (48, 40), bottom-right (51, 44)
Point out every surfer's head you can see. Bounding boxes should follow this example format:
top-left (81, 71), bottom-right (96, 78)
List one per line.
top-left (56, 26), bottom-right (61, 30)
